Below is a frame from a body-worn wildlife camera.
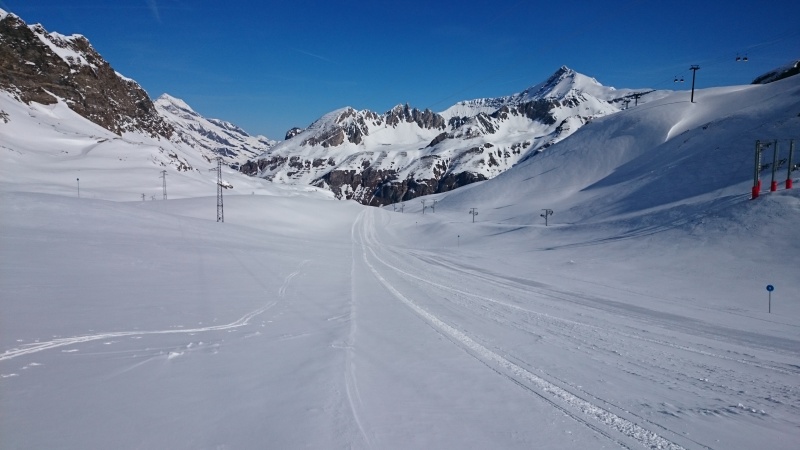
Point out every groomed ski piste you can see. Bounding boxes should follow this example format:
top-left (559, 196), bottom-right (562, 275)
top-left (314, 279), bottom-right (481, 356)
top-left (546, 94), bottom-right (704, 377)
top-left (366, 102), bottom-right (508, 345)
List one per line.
top-left (1, 75), bottom-right (799, 449)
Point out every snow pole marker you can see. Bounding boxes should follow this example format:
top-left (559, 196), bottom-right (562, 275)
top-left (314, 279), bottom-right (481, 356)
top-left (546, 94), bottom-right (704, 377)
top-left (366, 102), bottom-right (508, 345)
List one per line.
top-left (786, 140), bottom-right (795, 190)
top-left (770, 140), bottom-right (779, 192)
top-left (766, 285), bottom-right (774, 313)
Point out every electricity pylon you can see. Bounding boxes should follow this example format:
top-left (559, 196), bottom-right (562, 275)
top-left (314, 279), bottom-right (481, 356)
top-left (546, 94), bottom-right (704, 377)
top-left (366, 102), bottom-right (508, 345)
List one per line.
top-left (160, 170), bottom-right (167, 200)
top-left (541, 209), bottom-right (553, 226)
top-left (208, 157), bottom-right (224, 222)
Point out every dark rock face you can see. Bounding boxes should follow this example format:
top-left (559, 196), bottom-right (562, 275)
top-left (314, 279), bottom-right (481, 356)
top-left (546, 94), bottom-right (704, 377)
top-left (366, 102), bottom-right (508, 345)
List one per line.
top-left (385, 104), bottom-right (447, 130)
top-left (314, 166), bottom-right (486, 207)
top-left (239, 158), bottom-right (272, 176)
top-left (285, 127), bottom-right (304, 140)
top-left (513, 99), bottom-right (557, 124)
top-left (752, 60), bottom-right (800, 85)
top-left (0, 13), bottom-right (173, 138)
top-left (427, 132), bottom-right (449, 148)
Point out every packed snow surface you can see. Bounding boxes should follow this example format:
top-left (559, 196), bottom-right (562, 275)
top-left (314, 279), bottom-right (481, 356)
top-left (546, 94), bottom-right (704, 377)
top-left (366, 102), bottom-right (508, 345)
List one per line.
top-left (1, 75), bottom-right (799, 449)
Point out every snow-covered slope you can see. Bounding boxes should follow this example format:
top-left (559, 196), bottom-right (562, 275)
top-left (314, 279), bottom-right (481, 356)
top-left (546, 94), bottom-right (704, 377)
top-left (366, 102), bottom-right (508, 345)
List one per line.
top-left (155, 94), bottom-right (275, 167)
top-left (1, 9), bottom-right (274, 176)
top-left (2, 7), bottom-right (799, 449)
top-left (437, 73), bottom-right (800, 226)
top-left (249, 67), bottom-right (666, 206)
top-left (2, 74), bottom-right (799, 449)
top-left (0, 89), bottom-right (322, 201)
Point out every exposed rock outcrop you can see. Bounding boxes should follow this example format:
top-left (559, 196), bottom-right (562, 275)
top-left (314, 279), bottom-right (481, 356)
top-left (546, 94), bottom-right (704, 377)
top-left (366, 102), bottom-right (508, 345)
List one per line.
top-left (0, 12), bottom-right (172, 138)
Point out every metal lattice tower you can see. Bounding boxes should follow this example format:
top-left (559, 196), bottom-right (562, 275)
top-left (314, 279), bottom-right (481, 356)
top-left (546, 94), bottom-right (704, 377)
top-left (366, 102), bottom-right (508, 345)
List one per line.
top-left (160, 170), bottom-right (168, 200)
top-left (208, 157), bottom-right (224, 222)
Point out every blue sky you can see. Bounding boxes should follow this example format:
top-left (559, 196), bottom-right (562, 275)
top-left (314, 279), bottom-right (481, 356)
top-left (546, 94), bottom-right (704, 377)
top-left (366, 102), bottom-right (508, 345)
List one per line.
top-left (3, 0), bottom-right (798, 139)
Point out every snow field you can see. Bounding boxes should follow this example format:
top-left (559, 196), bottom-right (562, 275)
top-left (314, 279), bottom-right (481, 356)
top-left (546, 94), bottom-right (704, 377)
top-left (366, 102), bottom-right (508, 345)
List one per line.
top-left (1, 74), bottom-right (799, 449)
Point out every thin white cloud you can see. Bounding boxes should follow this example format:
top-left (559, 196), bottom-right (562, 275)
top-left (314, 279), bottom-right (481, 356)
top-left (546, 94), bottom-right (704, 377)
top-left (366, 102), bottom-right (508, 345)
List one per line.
top-left (292, 48), bottom-right (337, 65)
top-left (146, 0), bottom-right (161, 23)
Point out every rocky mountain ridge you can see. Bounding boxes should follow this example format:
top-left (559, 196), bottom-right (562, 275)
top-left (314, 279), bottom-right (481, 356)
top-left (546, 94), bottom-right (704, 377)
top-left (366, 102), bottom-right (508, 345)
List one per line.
top-left (154, 94), bottom-right (276, 167)
top-left (0, 9), bottom-right (173, 139)
top-left (245, 66), bottom-right (662, 206)
top-left (0, 9), bottom-right (273, 170)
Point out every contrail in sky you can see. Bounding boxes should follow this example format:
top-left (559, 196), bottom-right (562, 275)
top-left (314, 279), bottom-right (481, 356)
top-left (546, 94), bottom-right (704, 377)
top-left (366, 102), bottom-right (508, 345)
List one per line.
top-left (146, 0), bottom-right (161, 23)
top-left (292, 48), bottom-right (336, 64)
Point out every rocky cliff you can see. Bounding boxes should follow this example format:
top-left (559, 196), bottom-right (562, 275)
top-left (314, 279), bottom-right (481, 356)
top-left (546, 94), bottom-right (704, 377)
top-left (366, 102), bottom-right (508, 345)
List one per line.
top-left (0, 11), bottom-right (172, 139)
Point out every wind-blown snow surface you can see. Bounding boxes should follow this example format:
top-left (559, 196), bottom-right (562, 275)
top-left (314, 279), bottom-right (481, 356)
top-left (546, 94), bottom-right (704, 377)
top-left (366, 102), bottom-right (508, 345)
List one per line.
top-left (2, 77), bottom-right (800, 449)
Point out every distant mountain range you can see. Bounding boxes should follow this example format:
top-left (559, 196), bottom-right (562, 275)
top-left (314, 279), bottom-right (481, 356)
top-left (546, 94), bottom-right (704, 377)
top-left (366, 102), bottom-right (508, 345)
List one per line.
top-left (0, 9), bottom-right (272, 169)
top-left (243, 67), bottom-right (666, 205)
top-left (1, 8), bottom-right (796, 205)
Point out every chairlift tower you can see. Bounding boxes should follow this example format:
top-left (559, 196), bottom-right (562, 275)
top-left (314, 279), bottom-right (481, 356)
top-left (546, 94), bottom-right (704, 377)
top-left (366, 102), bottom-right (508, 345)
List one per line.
top-left (632, 92), bottom-right (645, 106)
top-left (208, 157), bottom-right (224, 222)
top-left (689, 65), bottom-right (700, 103)
top-left (469, 207), bottom-right (478, 223)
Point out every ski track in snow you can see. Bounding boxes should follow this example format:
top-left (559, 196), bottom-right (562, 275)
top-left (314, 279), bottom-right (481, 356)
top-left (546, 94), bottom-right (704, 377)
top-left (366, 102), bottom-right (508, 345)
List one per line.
top-left (393, 250), bottom-right (800, 422)
top-left (0, 262), bottom-right (310, 362)
top-left (343, 216), bottom-right (373, 449)
top-left (355, 209), bottom-right (691, 450)
top-left (356, 206), bottom-right (800, 448)
top-left (398, 252), bottom-right (800, 377)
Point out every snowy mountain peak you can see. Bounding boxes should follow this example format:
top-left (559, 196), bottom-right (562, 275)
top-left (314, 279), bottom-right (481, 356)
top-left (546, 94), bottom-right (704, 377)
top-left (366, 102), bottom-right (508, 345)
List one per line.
top-left (246, 66), bottom-right (653, 206)
top-left (154, 93), bottom-right (275, 166)
top-left (156, 93), bottom-right (196, 115)
top-left (516, 65), bottom-right (608, 102)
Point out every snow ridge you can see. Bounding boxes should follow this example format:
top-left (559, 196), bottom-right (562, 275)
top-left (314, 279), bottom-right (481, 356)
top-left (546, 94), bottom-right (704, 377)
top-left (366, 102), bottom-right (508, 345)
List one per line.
top-left (155, 93), bottom-right (275, 166)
